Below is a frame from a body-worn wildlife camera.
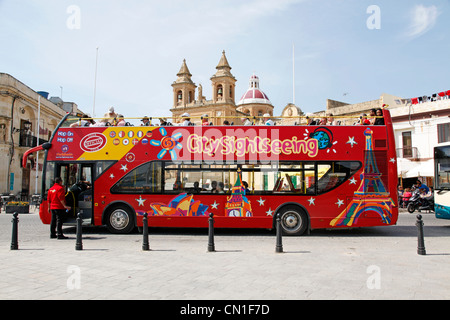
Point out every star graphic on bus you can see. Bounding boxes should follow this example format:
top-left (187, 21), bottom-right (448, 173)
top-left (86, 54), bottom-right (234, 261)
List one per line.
top-left (136, 196), bottom-right (146, 207)
top-left (266, 208), bottom-right (274, 216)
top-left (257, 198), bottom-right (266, 206)
top-left (150, 127), bottom-right (183, 161)
top-left (211, 201), bottom-right (219, 209)
top-left (336, 199), bottom-right (344, 207)
top-left (307, 197), bottom-right (316, 206)
top-left (346, 137), bottom-right (358, 148)
top-left (120, 164), bottom-right (128, 172)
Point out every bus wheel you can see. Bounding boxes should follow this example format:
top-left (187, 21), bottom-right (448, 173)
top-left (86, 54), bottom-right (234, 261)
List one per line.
top-left (278, 206), bottom-right (308, 236)
top-left (105, 205), bottom-right (135, 234)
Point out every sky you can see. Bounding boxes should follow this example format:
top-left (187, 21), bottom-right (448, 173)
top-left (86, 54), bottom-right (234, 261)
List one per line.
top-left (1, 0), bottom-right (449, 122)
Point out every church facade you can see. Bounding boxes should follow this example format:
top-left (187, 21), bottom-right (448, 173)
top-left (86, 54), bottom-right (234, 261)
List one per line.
top-left (170, 51), bottom-right (276, 125)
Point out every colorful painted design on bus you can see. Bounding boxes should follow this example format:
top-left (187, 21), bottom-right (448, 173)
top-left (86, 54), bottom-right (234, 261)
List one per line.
top-left (225, 170), bottom-right (253, 217)
top-left (330, 128), bottom-right (394, 227)
top-left (138, 168), bottom-right (254, 218)
top-left (143, 193), bottom-right (209, 217)
top-left (150, 127), bottom-right (183, 161)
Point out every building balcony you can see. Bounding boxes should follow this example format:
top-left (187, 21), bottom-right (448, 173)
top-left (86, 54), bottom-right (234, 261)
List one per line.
top-left (19, 132), bottom-right (48, 148)
top-left (396, 147), bottom-right (419, 160)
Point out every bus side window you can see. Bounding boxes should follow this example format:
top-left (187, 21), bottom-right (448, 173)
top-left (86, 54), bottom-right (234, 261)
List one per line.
top-left (315, 161), bottom-right (361, 194)
top-left (111, 162), bottom-right (162, 194)
top-left (273, 177), bottom-right (283, 192)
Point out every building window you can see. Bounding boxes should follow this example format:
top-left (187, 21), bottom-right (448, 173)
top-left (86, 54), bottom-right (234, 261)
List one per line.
top-left (438, 123), bottom-right (450, 143)
top-left (402, 131), bottom-right (412, 158)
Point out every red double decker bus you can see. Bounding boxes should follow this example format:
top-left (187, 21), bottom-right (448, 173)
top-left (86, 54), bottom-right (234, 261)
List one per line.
top-left (23, 110), bottom-right (398, 235)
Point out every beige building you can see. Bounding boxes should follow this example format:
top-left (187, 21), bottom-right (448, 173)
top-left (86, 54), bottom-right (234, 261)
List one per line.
top-left (170, 51), bottom-right (275, 125)
top-left (0, 73), bottom-right (76, 198)
top-left (322, 93), bottom-right (402, 125)
top-left (315, 91), bottom-right (450, 185)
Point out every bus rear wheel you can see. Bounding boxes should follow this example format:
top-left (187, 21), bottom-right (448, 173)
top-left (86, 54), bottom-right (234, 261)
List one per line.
top-left (105, 205), bottom-right (135, 234)
top-left (278, 206), bottom-right (308, 236)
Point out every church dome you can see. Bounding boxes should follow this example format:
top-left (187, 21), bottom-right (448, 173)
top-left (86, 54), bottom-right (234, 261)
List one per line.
top-left (237, 74), bottom-right (272, 106)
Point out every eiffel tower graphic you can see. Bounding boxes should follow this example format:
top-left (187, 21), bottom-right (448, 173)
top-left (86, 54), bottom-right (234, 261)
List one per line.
top-left (225, 169), bottom-right (253, 217)
top-left (330, 128), bottom-right (394, 227)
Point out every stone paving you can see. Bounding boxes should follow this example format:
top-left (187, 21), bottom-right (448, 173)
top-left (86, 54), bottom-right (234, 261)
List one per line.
top-left (0, 208), bottom-right (449, 301)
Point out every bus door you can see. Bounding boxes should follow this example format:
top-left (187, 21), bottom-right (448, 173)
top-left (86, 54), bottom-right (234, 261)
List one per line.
top-left (58, 162), bottom-right (94, 225)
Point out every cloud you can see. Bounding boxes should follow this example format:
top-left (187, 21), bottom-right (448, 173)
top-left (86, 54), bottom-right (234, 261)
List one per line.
top-left (406, 5), bottom-right (440, 39)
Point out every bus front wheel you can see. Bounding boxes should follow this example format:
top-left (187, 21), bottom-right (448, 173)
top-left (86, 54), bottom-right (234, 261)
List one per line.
top-left (105, 205), bottom-right (135, 234)
top-left (278, 206), bottom-right (308, 236)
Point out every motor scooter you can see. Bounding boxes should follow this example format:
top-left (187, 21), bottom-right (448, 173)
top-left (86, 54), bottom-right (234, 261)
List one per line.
top-left (407, 189), bottom-right (434, 213)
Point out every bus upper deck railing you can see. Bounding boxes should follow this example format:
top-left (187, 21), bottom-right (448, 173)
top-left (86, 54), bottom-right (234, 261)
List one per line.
top-left (64, 113), bottom-right (387, 127)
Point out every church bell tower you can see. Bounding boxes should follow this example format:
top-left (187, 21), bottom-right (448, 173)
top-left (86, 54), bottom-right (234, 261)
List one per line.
top-left (172, 59), bottom-right (197, 108)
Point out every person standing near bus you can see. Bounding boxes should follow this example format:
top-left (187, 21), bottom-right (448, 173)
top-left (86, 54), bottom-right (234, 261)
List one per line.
top-left (416, 180), bottom-right (430, 194)
top-left (48, 177), bottom-right (71, 239)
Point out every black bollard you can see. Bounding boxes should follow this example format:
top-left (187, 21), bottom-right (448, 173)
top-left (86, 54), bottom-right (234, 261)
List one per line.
top-left (75, 213), bottom-right (83, 251)
top-left (276, 213), bottom-right (283, 253)
top-left (416, 214), bottom-right (426, 255)
top-left (10, 212), bottom-right (19, 250)
top-left (208, 213), bottom-right (215, 252)
top-left (142, 213), bottom-right (150, 251)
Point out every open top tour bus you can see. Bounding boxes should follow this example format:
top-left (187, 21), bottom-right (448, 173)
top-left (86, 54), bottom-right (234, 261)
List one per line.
top-left (23, 110), bottom-right (398, 235)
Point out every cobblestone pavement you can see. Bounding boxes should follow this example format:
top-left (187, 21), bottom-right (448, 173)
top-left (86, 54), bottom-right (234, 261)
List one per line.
top-left (0, 208), bottom-right (449, 301)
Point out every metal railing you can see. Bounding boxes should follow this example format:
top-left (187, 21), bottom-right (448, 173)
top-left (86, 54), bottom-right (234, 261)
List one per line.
top-left (396, 147), bottom-right (419, 160)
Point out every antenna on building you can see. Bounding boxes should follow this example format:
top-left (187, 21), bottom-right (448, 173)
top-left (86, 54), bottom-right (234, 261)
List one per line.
top-left (292, 43), bottom-right (295, 105)
top-left (93, 47), bottom-right (99, 118)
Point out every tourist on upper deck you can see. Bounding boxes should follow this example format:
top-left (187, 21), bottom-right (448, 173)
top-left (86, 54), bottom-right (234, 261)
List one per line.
top-left (181, 113), bottom-right (192, 126)
top-left (369, 108), bottom-right (377, 125)
top-left (141, 116), bottom-right (151, 126)
top-left (263, 113), bottom-right (274, 126)
top-left (93, 118), bottom-right (108, 127)
top-left (104, 107), bottom-right (118, 125)
top-left (159, 118), bottom-right (172, 126)
top-left (360, 114), bottom-right (370, 125)
top-left (241, 117), bottom-right (252, 126)
top-left (70, 114), bottom-right (91, 128)
top-left (327, 113), bottom-right (339, 126)
top-left (202, 114), bottom-right (210, 126)
top-left (116, 115), bottom-right (126, 126)
top-left (374, 108), bottom-right (385, 125)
